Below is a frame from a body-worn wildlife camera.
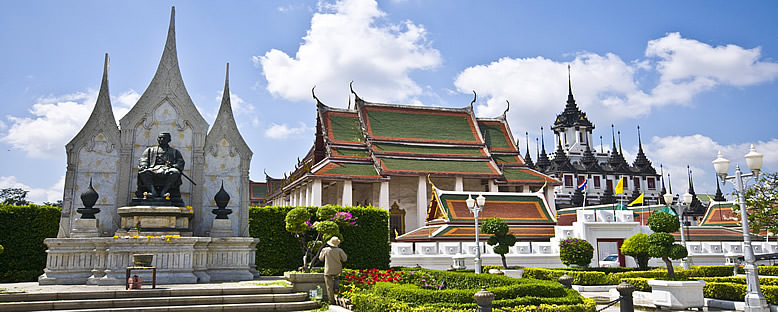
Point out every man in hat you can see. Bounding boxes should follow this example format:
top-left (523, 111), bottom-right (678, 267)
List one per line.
top-left (319, 236), bottom-right (347, 304)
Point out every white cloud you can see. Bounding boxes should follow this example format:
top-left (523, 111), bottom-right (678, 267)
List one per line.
top-left (264, 122), bottom-right (312, 139)
top-left (0, 175), bottom-right (64, 204)
top-left (255, 0), bottom-right (441, 105)
top-left (643, 135), bottom-right (778, 197)
top-left (1, 89), bottom-right (138, 159)
top-left (454, 33), bottom-right (778, 135)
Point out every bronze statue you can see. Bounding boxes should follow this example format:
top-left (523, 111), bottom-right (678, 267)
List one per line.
top-left (135, 132), bottom-right (185, 205)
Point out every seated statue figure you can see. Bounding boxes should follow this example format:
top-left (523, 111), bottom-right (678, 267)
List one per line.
top-left (134, 132), bottom-right (185, 205)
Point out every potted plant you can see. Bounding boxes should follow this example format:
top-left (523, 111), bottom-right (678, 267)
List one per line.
top-left (644, 211), bottom-right (703, 309)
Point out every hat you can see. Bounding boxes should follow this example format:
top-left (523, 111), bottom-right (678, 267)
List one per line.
top-left (327, 236), bottom-right (341, 247)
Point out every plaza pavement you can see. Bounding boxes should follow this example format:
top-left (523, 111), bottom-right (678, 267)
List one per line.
top-left (0, 278), bottom-right (740, 312)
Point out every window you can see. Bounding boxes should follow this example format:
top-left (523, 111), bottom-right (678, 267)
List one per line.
top-left (594, 176), bottom-right (601, 188)
top-left (606, 179), bottom-right (613, 190)
top-left (579, 132), bottom-right (585, 143)
top-left (623, 177), bottom-right (629, 190)
top-left (564, 175), bottom-right (573, 187)
top-left (647, 177), bottom-right (656, 190)
top-left (577, 176), bottom-right (586, 186)
top-left (634, 177), bottom-right (641, 191)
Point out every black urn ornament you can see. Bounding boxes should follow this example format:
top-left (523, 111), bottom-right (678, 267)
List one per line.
top-left (77, 178), bottom-right (100, 219)
top-left (212, 181), bottom-right (232, 219)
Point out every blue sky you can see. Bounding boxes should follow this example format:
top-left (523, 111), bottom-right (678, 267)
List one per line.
top-left (1, 0), bottom-right (777, 203)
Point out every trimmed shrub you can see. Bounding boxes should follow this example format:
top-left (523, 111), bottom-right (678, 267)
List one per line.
top-left (559, 238), bottom-right (594, 267)
top-left (0, 204), bottom-right (61, 282)
top-left (250, 205), bottom-right (389, 275)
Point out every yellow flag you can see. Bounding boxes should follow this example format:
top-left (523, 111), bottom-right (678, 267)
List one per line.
top-left (615, 177), bottom-right (624, 194)
top-left (628, 193), bottom-right (644, 207)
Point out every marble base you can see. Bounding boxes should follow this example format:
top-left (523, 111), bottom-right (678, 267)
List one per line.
top-left (210, 219), bottom-right (233, 238)
top-left (71, 219), bottom-right (100, 238)
top-left (39, 236), bottom-right (258, 285)
top-left (118, 206), bottom-right (193, 234)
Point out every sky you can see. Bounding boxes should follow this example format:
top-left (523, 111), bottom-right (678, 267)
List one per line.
top-left (1, 0), bottom-right (777, 204)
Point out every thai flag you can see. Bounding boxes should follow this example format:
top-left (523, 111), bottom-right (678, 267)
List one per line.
top-left (577, 178), bottom-right (588, 192)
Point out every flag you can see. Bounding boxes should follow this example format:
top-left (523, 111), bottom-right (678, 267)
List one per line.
top-left (615, 177), bottom-right (624, 194)
top-left (577, 178), bottom-right (588, 192)
top-left (628, 193), bottom-right (644, 207)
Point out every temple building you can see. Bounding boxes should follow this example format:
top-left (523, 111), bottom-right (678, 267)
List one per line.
top-left (529, 70), bottom-right (663, 208)
top-left (265, 88), bottom-right (560, 237)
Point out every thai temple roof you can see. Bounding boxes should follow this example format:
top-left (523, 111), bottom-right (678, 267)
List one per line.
top-left (425, 189), bottom-right (556, 224)
top-left (271, 87), bottom-right (559, 195)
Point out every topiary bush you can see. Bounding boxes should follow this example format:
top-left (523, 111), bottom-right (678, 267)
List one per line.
top-left (646, 211), bottom-right (687, 279)
top-left (0, 204), bottom-right (61, 282)
top-left (559, 238), bottom-right (594, 268)
top-left (482, 217), bottom-right (517, 269)
top-left (621, 233), bottom-right (650, 270)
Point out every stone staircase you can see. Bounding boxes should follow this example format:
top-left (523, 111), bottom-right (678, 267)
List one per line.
top-left (0, 286), bottom-right (320, 311)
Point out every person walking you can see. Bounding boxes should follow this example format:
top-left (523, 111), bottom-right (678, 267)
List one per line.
top-left (319, 236), bottom-right (347, 304)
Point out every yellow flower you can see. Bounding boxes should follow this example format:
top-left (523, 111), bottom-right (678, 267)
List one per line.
top-left (132, 235), bottom-right (138, 239)
top-left (112, 235), bottom-right (119, 239)
top-left (166, 195), bottom-right (170, 200)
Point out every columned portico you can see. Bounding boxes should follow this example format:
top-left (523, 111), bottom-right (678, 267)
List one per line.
top-left (342, 180), bottom-right (353, 206)
top-left (379, 181), bottom-right (390, 209)
top-left (311, 179), bottom-right (322, 207)
top-left (417, 176), bottom-right (427, 228)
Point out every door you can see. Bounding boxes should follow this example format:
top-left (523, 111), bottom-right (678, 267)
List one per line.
top-left (596, 238), bottom-right (625, 267)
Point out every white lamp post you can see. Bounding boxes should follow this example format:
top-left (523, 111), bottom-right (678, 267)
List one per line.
top-left (466, 193), bottom-right (486, 274)
top-left (713, 145), bottom-right (768, 312)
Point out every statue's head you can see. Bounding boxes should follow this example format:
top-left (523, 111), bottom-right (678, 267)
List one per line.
top-left (157, 132), bottom-right (172, 146)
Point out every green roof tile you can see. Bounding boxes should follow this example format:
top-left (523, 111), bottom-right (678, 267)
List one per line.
top-left (379, 157), bottom-right (497, 174)
top-left (333, 148), bottom-right (370, 158)
top-left (328, 114), bottom-right (364, 143)
top-left (493, 154), bottom-right (521, 164)
top-left (373, 143), bottom-right (484, 156)
top-left (365, 108), bottom-right (479, 143)
top-left (503, 168), bottom-right (547, 182)
top-left (479, 123), bottom-right (513, 150)
top-left (317, 162), bottom-right (380, 177)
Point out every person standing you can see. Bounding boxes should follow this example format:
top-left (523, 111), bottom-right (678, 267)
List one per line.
top-left (319, 236), bottom-right (347, 304)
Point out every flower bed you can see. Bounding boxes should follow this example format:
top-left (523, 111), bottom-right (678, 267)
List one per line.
top-left (339, 268), bottom-right (595, 312)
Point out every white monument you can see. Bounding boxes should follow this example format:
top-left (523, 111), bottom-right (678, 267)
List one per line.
top-left (39, 7), bottom-right (258, 285)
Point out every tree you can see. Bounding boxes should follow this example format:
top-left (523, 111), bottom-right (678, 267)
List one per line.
top-left (621, 233), bottom-right (651, 270)
top-left (481, 217), bottom-right (517, 268)
top-left (284, 205), bottom-right (357, 272)
top-left (559, 238), bottom-right (594, 267)
top-left (743, 171), bottom-right (778, 239)
top-left (647, 211), bottom-right (688, 279)
top-left (44, 200), bottom-right (63, 207)
top-left (0, 188), bottom-right (30, 206)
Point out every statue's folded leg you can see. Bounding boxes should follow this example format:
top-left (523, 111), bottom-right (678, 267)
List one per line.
top-left (160, 170), bottom-right (181, 197)
top-left (139, 170), bottom-right (158, 197)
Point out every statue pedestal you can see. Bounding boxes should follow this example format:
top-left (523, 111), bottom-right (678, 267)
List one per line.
top-left (210, 219), bottom-right (233, 238)
top-left (71, 219), bottom-right (100, 238)
top-left (117, 206), bottom-right (193, 236)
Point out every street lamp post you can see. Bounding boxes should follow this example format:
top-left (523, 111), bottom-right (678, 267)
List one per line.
top-left (713, 145), bottom-right (768, 312)
top-left (665, 192), bottom-right (693, 269)
top-left (466, 193), bottom-right (486, 274)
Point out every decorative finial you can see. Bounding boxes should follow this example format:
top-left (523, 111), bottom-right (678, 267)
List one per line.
top-left (568, 64), bottom-right (573, 96)
top-left (503, 100), bottom-right (510, 116)
top-left (312, 86), bottom-right (322, 105)
top-left (77, 178), bottom-right (100, 219)
top-left (599, 135), bottom-right (603, 153)
top-left (618, 131), bottom-right (623, 154)
top-left (212, 180), bottom-right (233, 219)
top-left (349, 81), bottom-right (361, 102)
top-left (470, 90), bottom-right (477, 110)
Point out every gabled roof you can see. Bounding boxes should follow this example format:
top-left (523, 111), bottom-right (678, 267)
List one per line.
top-left (502, 168), bottom-right (560, 185)
top-left (312, 160), bottom-right (382, 180)
top-left (358, 100), bottom-right (483, 144)
top-left (700, 201), bottom-right (740, 227)
top-left (426, 188), bottom-right (556, 224)
top-left (477, 119), bottom-right (518, 153)
top-left (320, 106), bottom-right (364, 145)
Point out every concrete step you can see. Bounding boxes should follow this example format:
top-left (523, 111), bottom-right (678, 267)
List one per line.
top-left (56, 301), bottom-right (321, 312)
top-left (0, 286), bottom-right (293, 302)
top-left (0, 293), bottom-right (313, 311)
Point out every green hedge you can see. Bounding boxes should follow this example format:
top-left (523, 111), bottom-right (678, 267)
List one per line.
top-left (523, 266), bottom-right (736, 286)
top-left (0, 204), bottom-right (61, 282)
top-left (351, 269), bottom-right (594, 312)
top-left (249, 205), bottom-right (390, 275)
top-left (738, 266), bottom-right (778, 276)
